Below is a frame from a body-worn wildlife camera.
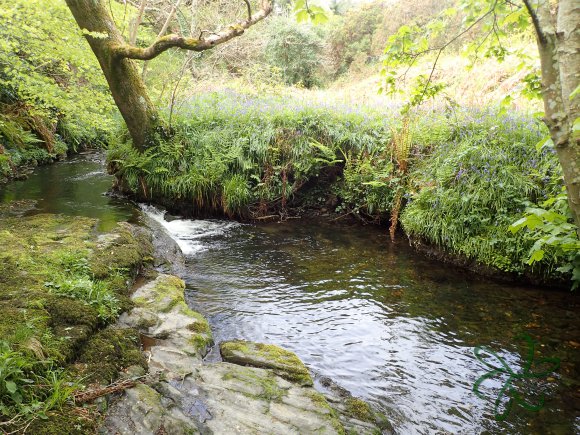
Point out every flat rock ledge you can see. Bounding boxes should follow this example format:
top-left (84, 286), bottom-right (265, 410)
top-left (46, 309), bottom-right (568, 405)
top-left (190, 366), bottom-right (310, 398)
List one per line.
top-left (101, 274), bottom-right (387, 434)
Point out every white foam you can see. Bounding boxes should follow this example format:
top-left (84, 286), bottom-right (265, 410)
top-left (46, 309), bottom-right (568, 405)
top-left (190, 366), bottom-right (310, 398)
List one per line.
top-left (140, 204), bottom-right (237, 256)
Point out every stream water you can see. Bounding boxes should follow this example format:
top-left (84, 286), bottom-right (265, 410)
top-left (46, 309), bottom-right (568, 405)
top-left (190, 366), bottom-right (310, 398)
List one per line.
top-left (1, 154), bottom-right (579, 435)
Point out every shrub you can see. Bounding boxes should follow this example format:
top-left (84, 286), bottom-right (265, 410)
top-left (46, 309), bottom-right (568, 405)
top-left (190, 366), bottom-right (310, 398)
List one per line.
top-left (265, 18), bottom-right (325, 88)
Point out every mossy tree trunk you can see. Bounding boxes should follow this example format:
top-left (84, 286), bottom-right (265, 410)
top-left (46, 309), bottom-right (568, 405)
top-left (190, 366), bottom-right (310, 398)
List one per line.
top-left (64, 0), bottom-right (272, 151)
top-left (65, 0), bottom-right (160, 151)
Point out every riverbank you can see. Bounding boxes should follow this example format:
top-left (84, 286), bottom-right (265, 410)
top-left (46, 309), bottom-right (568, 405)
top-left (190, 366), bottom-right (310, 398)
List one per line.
top-left (108, 93), bottom-right (577, 289)
top-left (0, 200), bottom-right (386, 434)
top-left (0, 201), bottom-right (151, 432)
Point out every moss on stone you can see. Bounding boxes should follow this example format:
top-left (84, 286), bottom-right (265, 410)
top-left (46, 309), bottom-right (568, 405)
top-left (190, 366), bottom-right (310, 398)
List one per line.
top-left (220, 340), bottom-right (313, 386)
top-left (344, 397), bottom-right (373, 422)
top-left (187, 320), bottom-right (211, 334)
top-left (89, 223), bottom-right (152, 281)
top-left (306, 391), bottom-right (345, 434)
top-left (188, 333), bottom-right (213, 353)
top-left (27, 407), bottom-right (99, 435)
top-left (0, 210), bottom-right (151, 428)
top-left (221, 365), bottom-right (287, 402)
top-left (136, 275), bottom-right (186, 311)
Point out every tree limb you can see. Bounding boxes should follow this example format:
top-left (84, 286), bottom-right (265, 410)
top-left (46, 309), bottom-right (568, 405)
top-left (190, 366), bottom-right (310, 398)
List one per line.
top-left (522, 0), bottom-right (546, 44)
top-left (129, 0), bottom-right (147, 45)
top-left (114, 0), bottom-right (272, 61)
top-left (157, 0), bottom-right (182, 38)
top-left (242, 0), bottom-right (252, 20)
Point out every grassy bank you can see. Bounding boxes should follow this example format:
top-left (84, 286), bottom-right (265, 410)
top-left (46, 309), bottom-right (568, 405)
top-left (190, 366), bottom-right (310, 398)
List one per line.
top-left (0, 203), bottom-right (151, 432)
top-left (109, 90), bottom-right (578, 287)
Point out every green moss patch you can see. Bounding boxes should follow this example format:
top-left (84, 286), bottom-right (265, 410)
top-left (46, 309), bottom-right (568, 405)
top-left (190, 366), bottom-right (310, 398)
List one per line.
top-left (0, 211), bottom-right (151, 431)
top-left (26, 408), bottom-right (99, 435)
top-left (220, 340), bottom-right (313, 386)
top-left (344, 397), bottom-right (373, 422)
top-left (75, 327), bottom-right (146, 384)
top-left (133, 274), bottom-right (213, 354)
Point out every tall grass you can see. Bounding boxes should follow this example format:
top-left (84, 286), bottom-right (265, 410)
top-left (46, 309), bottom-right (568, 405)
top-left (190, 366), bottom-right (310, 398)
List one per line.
top-left (401, 109), bottom-right (564, 276)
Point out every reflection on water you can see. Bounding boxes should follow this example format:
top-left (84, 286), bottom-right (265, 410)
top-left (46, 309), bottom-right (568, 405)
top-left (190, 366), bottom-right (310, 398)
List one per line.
top-left (146, 214), bottom-right (579, 435)
top-left (0, 153), bottom-right (137, 230)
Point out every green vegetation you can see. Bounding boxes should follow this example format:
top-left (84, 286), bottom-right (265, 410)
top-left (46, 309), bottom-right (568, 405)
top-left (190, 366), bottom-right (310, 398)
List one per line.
top-left (109, 89), bottom-right (577, 286)
top-left (2, 0), bottom-right (571, 289)
top-left (76, 327), bottom-right (146, 384)
top-left (131, 274), bottom-right (213, 354)
top-left (400, 111), bottom-right (564, 276)
top-left (0, 0), bottom-right (123, 182)
top-left (0, 209), bottom-right (151, 431)
top-left (108, 91), bottom-right (393, 217)
top-left (344, 397), bottom-right (374, 422)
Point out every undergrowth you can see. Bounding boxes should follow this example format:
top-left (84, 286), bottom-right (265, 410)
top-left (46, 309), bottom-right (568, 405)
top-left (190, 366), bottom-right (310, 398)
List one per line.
top-left (0, 213), bottom-right (150, 431)
top-left (0, 0), bottom-right (122, 182)
top-left (109, 90), bottom-right (577, 286)
top-left (109, 90), bottom-right (395, 218)
top-left (401, 109), bottom-right (565, 276)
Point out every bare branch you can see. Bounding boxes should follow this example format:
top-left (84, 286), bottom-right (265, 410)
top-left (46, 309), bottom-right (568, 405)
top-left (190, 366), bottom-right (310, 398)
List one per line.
top-left (158, 0), bottom-right (182, 37)
top-left (242, 0), bottom-right (252, 20)
top-left (114, 1), bottom-right (272, 61)
top-left (129, 0), bottom-right (147, 45)
top-left (522, 0), bottom-right (547, 44)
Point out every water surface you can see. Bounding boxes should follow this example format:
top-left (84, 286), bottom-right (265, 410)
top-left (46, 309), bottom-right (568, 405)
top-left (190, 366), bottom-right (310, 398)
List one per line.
top-left (148, 210), bottom-right (580, 435)
top-left (0, 153), bottom-right (137, 230)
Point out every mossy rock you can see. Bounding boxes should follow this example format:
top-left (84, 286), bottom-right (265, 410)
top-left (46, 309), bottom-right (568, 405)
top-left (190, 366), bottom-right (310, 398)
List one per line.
top-left (75, 327), bottom-right (146, 384)
top-left (220, 340), bottom-right (313, 386)
top-left (0, 210), bottom-right (152, 429)
top-left (89, 222), bottom-right (152, 282)
top-left (344, 397), bottom-right (374, 422)
top-left (130, 274), bottom-right (213, 355)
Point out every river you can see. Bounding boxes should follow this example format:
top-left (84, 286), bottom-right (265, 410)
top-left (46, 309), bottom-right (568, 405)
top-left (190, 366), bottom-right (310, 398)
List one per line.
top-left (1, 153), bottom-right (578, 434)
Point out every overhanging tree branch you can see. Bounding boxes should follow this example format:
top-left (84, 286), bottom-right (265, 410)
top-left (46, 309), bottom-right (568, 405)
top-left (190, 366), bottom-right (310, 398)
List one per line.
top-left (522, 0), bottom-right (546, 44)
top-left (242, 0), bottom-right (252, 20)
top-left (113, 1), bottom-right (272, 61)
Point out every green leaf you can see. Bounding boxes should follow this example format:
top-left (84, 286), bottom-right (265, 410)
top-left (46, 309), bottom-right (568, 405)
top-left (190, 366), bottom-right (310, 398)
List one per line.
top-left (295, 9), bottom-right (309, 22)
top-left (527, 249), bottom-right (545, 265)
top-left (5, 380), bottom-right (17, 394)
top-left (573, 117), bottom-right (580, 140)
top-left (363, 181), bottom-right (388, 187)
top-left (570, 84), bottom-right (580, 100)
top-left (536, 135), bottom-right (554, 152)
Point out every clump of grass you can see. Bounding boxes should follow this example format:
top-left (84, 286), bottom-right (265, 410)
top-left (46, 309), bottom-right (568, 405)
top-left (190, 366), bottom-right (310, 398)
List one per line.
top-left (44, 252), bottom-right (120, 323)
top-left (108, 90), bottom-right (394, 218)
top-left (110, 90), bottom-right (572, 283)
top-left (0, 340), bottom-right (76, 430)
